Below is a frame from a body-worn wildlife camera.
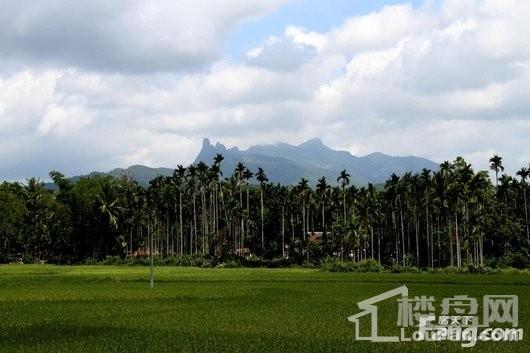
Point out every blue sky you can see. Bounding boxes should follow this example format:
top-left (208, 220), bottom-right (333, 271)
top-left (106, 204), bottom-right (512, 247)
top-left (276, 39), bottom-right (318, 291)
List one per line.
top-left (226, 0), bottom-right (424, 57)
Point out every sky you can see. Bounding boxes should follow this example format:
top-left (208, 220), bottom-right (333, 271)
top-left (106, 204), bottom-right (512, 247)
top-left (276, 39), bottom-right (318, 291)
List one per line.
top-left (1, 0), bottom-right (529, 181)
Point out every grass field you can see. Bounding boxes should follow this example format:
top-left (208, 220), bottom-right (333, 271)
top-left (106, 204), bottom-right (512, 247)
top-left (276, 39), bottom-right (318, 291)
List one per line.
top-left (0, 266), bottom-right (528, 353)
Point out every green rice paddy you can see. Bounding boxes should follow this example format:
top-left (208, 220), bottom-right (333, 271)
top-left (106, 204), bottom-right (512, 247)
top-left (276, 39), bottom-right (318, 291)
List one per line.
top-left (0, 265), bottom-right (528, 353)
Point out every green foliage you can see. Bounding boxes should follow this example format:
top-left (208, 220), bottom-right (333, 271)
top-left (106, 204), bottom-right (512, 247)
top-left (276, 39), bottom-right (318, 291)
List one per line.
top-left (84, 255), bottom-right (212, 267)
top-left (219, 259), bottom-right (241, 268)
top-left (1, 154), bottom-right (529, 269)
top-left (320, 258), bottom-right (384, 273)
top-left (319, 258), bottom-right (528, 274)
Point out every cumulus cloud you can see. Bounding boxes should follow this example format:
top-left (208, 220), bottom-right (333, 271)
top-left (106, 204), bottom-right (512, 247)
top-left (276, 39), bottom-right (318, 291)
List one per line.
top-left (1, 0), bottom-right (530, 180)
top-left (0, 0), bottom-right (286, 72)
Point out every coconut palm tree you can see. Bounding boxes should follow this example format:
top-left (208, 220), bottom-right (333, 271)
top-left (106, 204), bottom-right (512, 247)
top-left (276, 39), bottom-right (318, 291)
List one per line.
top-left (233, 162), bottom-right (246, 249)
top-left (243, 168), bottom-right (253, 245)
top-left (187, 165), bottom-right (198, 254)
top-left (385, 173), bottom-right (401, 263)
top-left (255, 167), bottom-right (268, 258)
top-left (316, 176), bottom-right (329, 232)
top-left (96, 178), bottom-right (120, 230)
top-left (213, 153), bottom-right (224, 247)
top-left (516, 167), bottom-right (529, 240)
top-left (420, 168), bottom-right (432, 267)
top-left (469, 171), bottom-right (490, 265)
top-left (173, 165), bottom-right (186, 255)
top-left (297, 178), bottom-right (310, 240)
top-left (337, 170), bottom-right (350, 222)
top-left (489, 155), bottom-right (504, 187)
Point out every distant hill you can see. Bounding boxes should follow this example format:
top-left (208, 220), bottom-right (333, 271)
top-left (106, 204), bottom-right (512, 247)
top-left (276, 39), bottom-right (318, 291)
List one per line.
top-left (82, 165), bottom-right (175, 185)
top-left (56, 138), bottom-right (438, 187)
top-left (52, 165), bottom-right (174, 188)
top-left (194, 138), bottom-right (438, 185)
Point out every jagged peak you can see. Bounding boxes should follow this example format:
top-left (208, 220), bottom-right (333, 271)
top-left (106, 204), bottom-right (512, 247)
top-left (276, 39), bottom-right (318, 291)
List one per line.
top-left (214, 142), bottom-right (227, 151)
top-left (298, 137), bottom-right (325, 148)
top-left (202, 137), bottom-right (213, 148)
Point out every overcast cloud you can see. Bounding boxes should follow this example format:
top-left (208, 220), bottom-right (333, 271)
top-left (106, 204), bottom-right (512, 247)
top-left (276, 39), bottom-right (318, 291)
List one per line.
top-left (0, 0), bottom-right (529, 180)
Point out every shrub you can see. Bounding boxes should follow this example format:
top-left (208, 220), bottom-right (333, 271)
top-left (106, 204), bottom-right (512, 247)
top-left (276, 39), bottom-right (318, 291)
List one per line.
top-left (389, 265), bottom-right (421, 273)
top-left (320, 257), bottom-right (384, 273)
top-left (438, 266), bottom-right (466, 274)
top-left (465, 264), bottom-right (498, 274)
top-left (357, 259), bottom-right (384, 273)
top-left (220, 260), bottom-right (241, 268)
top-left (101, 256), bottom-right (124, 265)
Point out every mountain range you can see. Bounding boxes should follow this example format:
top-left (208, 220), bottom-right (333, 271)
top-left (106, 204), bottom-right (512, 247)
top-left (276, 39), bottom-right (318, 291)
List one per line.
top-left (74, 138), bottom-right (438, 186)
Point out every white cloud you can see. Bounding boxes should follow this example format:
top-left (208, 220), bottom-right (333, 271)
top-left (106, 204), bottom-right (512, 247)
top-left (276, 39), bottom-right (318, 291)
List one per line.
top-left (38, 101), bottom-right (93, 136)
top-left (0, 0), bottom-right (287, 72)
top-left (1, 0), bottom-right (530, 179)
top-left (285, 26), bottom-right (327, 52)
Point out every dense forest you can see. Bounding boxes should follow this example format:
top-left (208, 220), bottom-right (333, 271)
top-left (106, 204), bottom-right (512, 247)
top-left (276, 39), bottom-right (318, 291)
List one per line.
top-left (1, 154), bottom-right (529, 268)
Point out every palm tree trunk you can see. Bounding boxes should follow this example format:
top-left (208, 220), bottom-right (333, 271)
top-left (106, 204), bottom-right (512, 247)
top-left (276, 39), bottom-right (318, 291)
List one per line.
top-left (425, 191), bottom-right (429, 267)
top-left (437, 215), bottom-right (441, 266)
top-left (415, 216), bottom-right (419, 267)
top-left (179, 191), bottom-right (183, 256)
top-left (148, 217), bottom-right (154, 288)
top-left (393, 210), bottom-right (399, 262)
top-left (201, 189), bottom-right (206, 255)
top-left (430, 214), bottom-right (434, 268)
top-left (260, 187), bottom-right (264, 259)
top-left (290, 212), bottom-right (294, 243)
top-left (370, 225), bottom-right (374, 260)
top-left (523, 187), bottom-right (530, 240)
top-left (192, 193), bottom-right (197, 255)
top-left (239, 184), bottom-right (244, 249)
top-left (455, 211), bottom-right (461, 267)
top-left (246, 184), bottom-right (250, 245)
top-left (238, 217), bottom-right (243, 253)
top-left (128, 226), bottom-right (132, 259)
top-left (495, 170), bottom-right (499, 188)
top-left (282, 205), bottom-right (285, 258)
top-left (400, 202), bottom-right (405, 266)
top-left (378, 223), bottom-right (382, 263)
top-left (322, 200), bottom-right (326, 232)
top-left (166, 209), bottom-right (169, 257)
top-left (343, 191), bottom-right (346, 221)
top-left (478, 231), bottom-right (484, 265)
top-left (447, 215), bottom-right (455, 266)
top-left (302, 200), bottom-right (306, 240)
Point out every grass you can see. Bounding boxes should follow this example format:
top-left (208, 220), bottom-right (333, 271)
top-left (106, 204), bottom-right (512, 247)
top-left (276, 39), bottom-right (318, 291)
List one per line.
top-left (0, 265), bottom-right (528, 353)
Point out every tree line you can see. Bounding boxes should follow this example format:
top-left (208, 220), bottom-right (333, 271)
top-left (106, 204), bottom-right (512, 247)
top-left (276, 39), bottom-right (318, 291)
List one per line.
top-left (0, 154), bottom-right (529, 268)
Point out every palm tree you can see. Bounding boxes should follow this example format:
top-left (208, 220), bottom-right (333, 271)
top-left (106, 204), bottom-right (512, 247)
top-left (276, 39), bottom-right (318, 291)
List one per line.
top-left (337, 170), bottom-right (350, 221)
top-left (213, 153), bottom-right (224, 248)
top-left (420, 168), bottom-right (432, 267)
top-left (233, 162), bottom-right (246, 250)
top-left (454, 157), bottom-right (474, 267)
top-left (174, 165), bottom-right (186, 255)
top-left (297, 178), bottom-right (310, 241)
top-left (187, 165), bottom-right (198, 254)
top-left (516, 167), bottom-right (529, 240)
top-left (385, 173), bottom-right (401, 264)
top-left (196, 161), bottom-right (209, 254)
top-left (296, 178), bottom-right (311, 260)
top-left (255, 167), bottom-right (268, 258)
top-left (498, 174), bottom-right (513, 219)
top-left (316, 177), bottom-right (329, 232)
top-left (243, 168), bottom-right (253, 248)
top-left (97, 178), bottom-right (120, 230)
top-left (489, 155), bottom-right (504, 187)
top-left (469, 171), bottom-right (490, 265)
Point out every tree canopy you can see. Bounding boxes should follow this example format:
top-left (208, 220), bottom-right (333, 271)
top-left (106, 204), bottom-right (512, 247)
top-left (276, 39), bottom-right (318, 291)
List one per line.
top-left (1, 155), bottom-right (529, 268)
